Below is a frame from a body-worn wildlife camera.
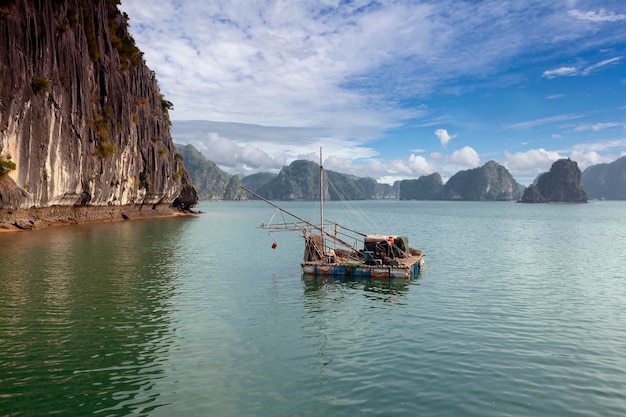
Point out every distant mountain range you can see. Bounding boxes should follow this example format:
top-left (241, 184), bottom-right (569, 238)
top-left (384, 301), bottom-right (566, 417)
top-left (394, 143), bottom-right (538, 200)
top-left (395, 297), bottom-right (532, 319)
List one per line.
top-left (400, 161), bottom-right (523, 201)
top-left (177, 144), bottom-right (396, 200)
top-left (176, 144), bottom-right (245, 200)
top-left (257, 159), bottom-right (397, 200)
top-left (582, 156), bottom-right (626, 200)
top-left (176, 143), bottom-right (626, 201)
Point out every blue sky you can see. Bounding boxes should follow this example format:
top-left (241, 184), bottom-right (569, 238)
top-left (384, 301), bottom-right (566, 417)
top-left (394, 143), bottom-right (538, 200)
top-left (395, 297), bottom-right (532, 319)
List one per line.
top-left (119, 0), bottom-right (626, 185)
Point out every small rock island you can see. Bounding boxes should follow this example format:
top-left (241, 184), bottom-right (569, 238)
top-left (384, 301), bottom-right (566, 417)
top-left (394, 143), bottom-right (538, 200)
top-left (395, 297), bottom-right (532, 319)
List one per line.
top-left (520, 159), bottom-right (588, 203)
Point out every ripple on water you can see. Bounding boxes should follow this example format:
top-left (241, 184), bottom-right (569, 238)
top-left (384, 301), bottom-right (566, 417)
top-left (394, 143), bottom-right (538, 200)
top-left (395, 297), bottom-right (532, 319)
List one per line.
top-left (3, 202), bottom-right (626, 417)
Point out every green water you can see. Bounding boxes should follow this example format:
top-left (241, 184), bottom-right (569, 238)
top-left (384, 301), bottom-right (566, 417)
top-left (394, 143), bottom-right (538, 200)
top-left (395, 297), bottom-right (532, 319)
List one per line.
top-left (1, 200), bottom-right (625, 416)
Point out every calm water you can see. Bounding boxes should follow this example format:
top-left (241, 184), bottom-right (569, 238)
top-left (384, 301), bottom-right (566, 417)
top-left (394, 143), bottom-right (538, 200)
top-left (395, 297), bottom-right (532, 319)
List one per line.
top-left (1, 200), bottom-right (626, 417)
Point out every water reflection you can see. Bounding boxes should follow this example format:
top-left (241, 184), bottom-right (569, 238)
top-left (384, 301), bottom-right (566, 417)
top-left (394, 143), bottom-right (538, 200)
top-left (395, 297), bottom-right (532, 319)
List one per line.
top-left (302, 273), bottom-right (414, 302)
top-left (0, 217), bottom-right (192, 417)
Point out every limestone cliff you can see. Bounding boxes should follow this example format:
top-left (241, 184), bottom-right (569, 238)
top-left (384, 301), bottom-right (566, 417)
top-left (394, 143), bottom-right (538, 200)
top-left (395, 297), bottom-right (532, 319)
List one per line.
top-left (399, 173), bottom-right (444, 200)
top-left (0, 0), bottom-right (197, 227)
top-left (256, 159), bottom-right (394, 201)
top-left (176, 143), bottom-right (247, 201)
top-left (520, 159), bottom-right (587, 203)
top-left (582, 156), bottom-right (626, 200)
top-left (441, 161), bottom-right (520, 201)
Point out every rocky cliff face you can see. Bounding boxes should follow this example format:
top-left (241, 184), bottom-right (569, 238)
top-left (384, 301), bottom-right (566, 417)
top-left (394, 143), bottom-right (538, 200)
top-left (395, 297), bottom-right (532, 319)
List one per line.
top-left (0, 0), bottom-right (197, 215)
top-left (260, 160), bottom-right (322, 200)
top-left (520, 158), bottom-right (587, 203)
top-left (582, 156), bottom-right (626, 200)
top-left (399, 173), bottom-right (444, 200)
top-left (441, 161), bottom-right (520, 201)
top-left (241, 172), bottom-right (278, 194)
top-left (177, 143), bottom-right (246, 201)
top-left (519, 184), bottom-right (544, 203)
top-left (256, 159), bottom-right (393, 201)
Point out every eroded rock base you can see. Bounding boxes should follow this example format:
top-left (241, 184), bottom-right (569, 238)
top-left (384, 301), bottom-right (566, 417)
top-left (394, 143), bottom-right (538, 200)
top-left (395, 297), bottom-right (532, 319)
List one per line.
top-left (0, 204), bottom-right (191, 231)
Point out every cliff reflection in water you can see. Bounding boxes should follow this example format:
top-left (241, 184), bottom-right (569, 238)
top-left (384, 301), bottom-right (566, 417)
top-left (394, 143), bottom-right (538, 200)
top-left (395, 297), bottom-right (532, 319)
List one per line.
top-left (0, 218), bottom-right (190, 417)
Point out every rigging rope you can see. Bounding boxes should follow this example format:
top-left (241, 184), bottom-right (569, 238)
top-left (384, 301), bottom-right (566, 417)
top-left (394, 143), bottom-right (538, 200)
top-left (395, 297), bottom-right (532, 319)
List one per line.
top-left (326, 176), bottom-right (381, 233)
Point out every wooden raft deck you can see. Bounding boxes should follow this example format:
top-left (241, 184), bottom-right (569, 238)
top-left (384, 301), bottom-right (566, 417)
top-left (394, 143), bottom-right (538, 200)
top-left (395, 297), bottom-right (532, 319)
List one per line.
top-left (302, 253), bottom-right (425, 280)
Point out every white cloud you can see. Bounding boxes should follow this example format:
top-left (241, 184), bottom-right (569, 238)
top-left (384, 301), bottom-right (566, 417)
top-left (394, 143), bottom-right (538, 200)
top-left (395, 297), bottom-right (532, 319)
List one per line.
top-left (324, 156), bottom-right (359, 173)
top-left (568, 140), bottom-right (626, 170)
top-left (120, 1), bottom-right (435, 127)
top-left (118, 1), bottom-right (626, 184)
top-left (570, 138), bottom-right (626, 156)
top-left (171, 120), bottom-right (381, 173)
top-left (569, 9), bottom-right (626, 22)
top-left (505, 148), bottom-right (561, 169)
top-left (434, 128), bottom-right (456, 147)
top-left (320, 152), bottom-right (437, 184)
top-left (120, 0), bottom-right (626, 128)
top-left (573, 122), bottom-right (624, 132)
top-left (582, 57), bottom-right (622, 75)
top-left (505, 113), bottom-right (583, 130)
top-left (407, 154), bottom-right (436, 174)
top-left (542, 66), bottom-right (577, 79)
top-left (542, 57), bottom-right (622, 79)
top-left (569, 151), bottom-right (606, 168)
top-left (201, 133), bottom-right (286, 171)
top-left (502, 140), bottom-right (626, 184)
top-left (450, 146), bottom-right (480, 167)
top-left (504, 148), bottom-right (562, 181)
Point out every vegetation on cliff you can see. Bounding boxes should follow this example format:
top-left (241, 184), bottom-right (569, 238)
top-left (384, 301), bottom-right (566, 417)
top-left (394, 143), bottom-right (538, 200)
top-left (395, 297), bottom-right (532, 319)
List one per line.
top-left (176, 143), bottom-right (245, 200)
top-left (399, 173), bottom-right (443, 200)
top-left (0, 154), bottom-right (16, 177)
top-left (257, 160), bottom-right (393, 200)
top-left (440, 161), bottom-right (521, 201)
top-left (258, 160), bottom-right (321, 200)
top-left (241, 172), bottom-right (278, 193)
top-left (175, 143), bottom-right (625, 203)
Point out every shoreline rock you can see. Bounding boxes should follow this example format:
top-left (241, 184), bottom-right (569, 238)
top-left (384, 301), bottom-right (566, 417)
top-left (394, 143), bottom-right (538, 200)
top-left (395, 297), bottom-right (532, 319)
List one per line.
top-left (0, 204), bottom-right (197, 232)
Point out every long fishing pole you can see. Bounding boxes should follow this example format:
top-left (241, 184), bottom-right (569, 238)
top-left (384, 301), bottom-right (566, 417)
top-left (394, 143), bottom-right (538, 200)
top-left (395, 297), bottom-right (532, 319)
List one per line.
top-left (240, 185), bottom-right (359, 251)
top-left (240, 186), bottom-right (321, 232)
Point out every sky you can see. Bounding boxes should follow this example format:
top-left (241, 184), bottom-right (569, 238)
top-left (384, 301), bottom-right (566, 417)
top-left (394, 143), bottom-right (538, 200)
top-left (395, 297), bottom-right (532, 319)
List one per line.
top-left (119, 0), bottom-right (626, 185)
